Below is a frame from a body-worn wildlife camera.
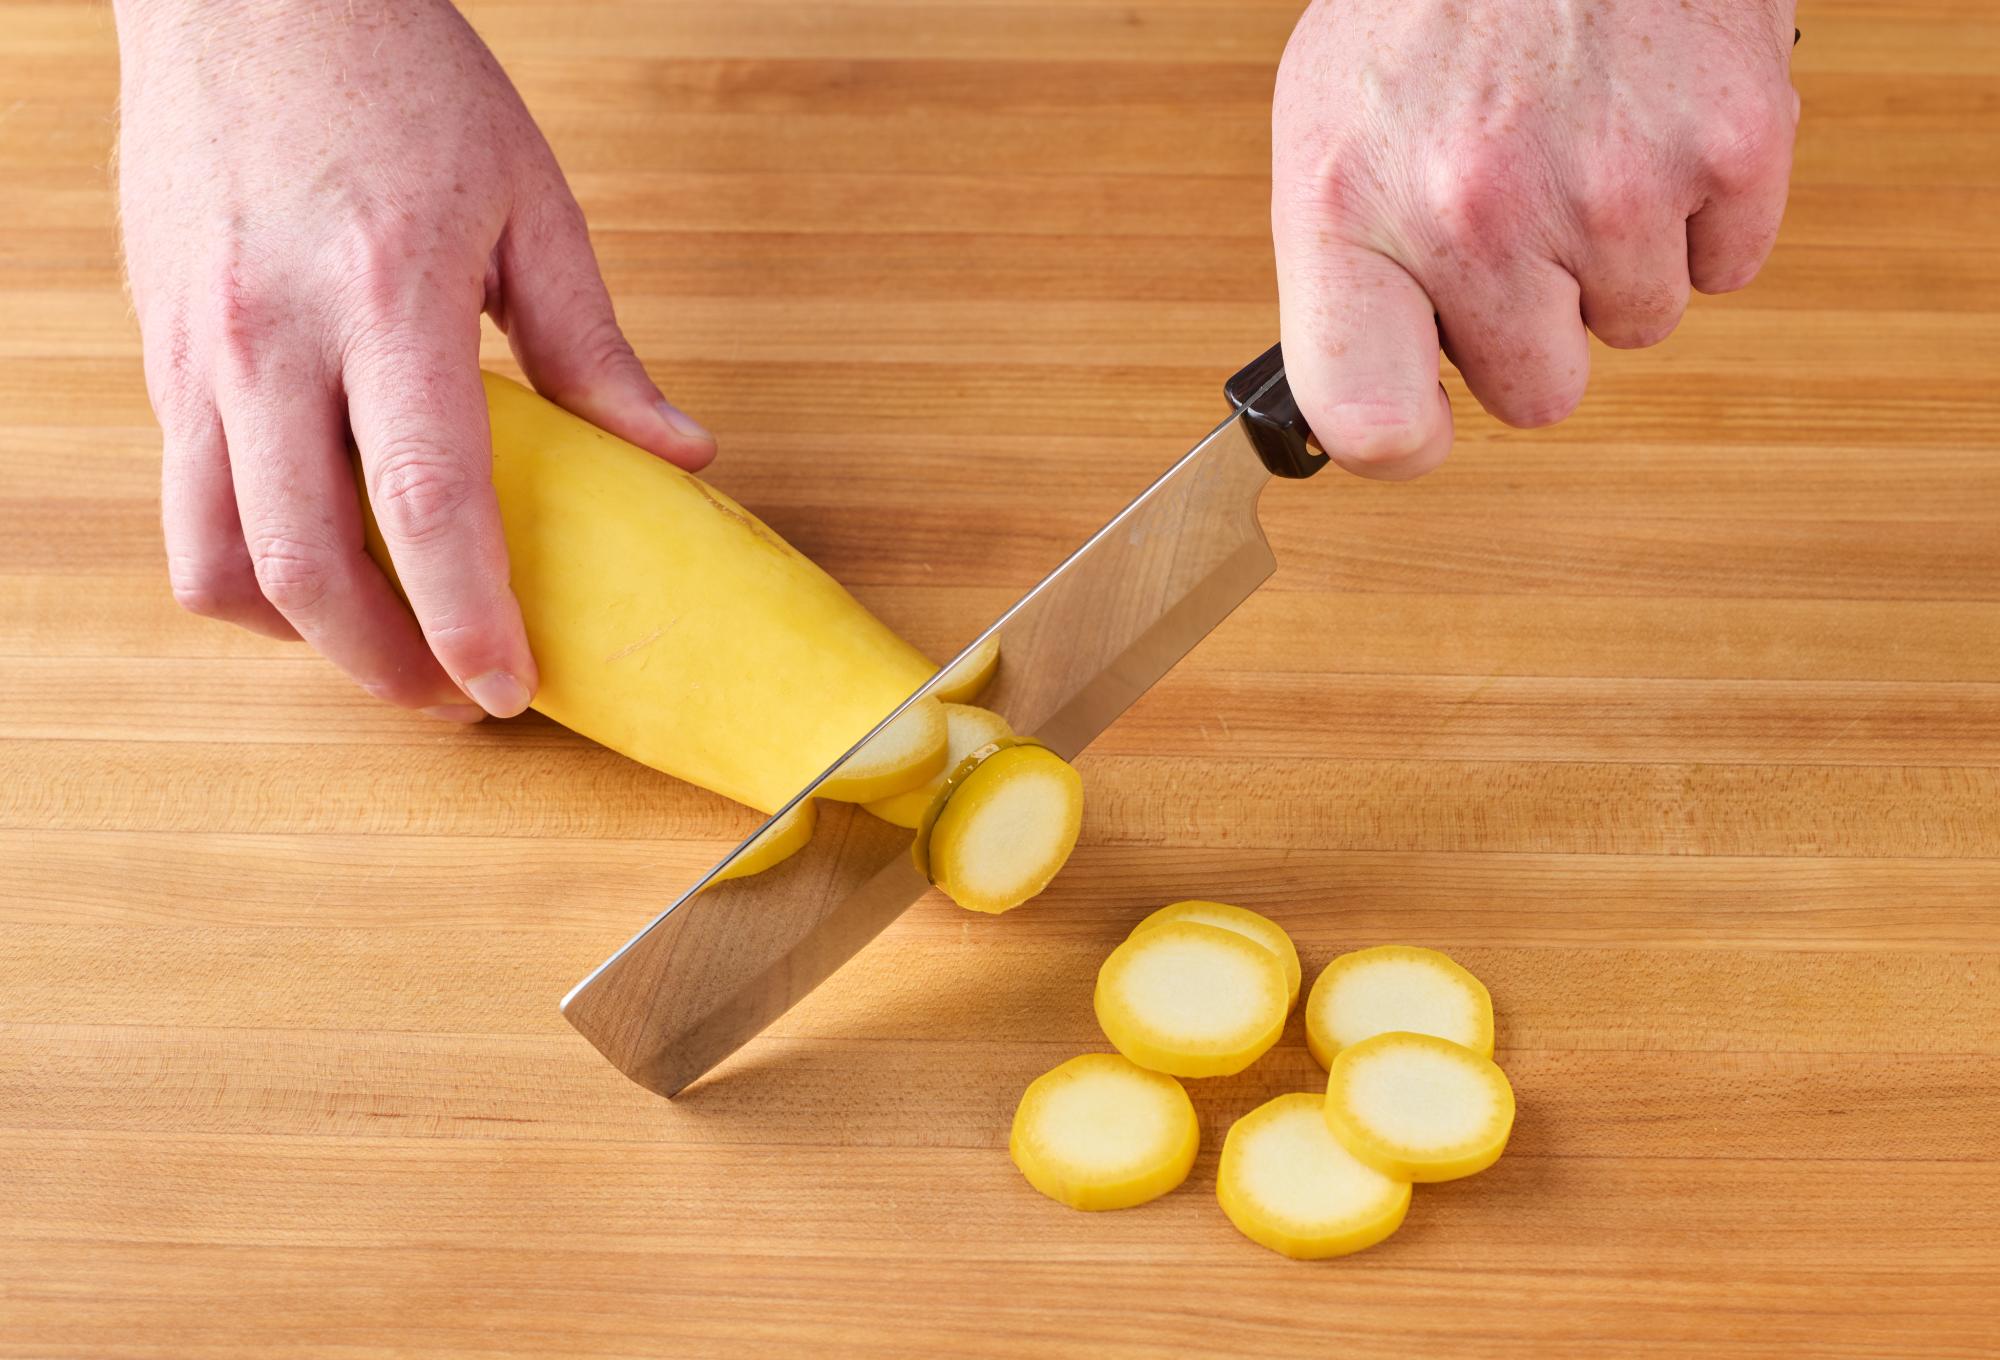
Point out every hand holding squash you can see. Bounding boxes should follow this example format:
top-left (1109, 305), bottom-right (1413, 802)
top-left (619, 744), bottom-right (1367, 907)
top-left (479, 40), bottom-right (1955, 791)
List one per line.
top-left (114, 0), bottom-right (715, 719)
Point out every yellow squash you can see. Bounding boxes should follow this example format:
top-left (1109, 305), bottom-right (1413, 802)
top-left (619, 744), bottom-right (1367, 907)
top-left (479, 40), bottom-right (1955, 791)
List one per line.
top-left (365, 373), bottom-right (944, 814)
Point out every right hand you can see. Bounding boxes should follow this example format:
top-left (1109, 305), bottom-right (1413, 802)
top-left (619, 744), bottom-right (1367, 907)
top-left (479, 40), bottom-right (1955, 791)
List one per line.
top-left (114, 0), bottom-right (715, 721)
top-left (1271, 0), bottom-right (1799, 480)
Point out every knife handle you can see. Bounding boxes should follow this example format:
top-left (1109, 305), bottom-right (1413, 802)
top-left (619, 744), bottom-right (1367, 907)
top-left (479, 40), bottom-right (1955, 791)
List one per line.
top-left (1226, 343), bottom-right (1326, 480)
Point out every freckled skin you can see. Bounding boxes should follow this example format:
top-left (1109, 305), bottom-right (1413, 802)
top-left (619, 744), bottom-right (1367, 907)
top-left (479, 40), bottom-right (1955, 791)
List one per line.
top-left (1272, 0), bottom-right (1799, 479)
top-left (115, 0), bottom-right (1802, 687)
top-left (113, 0), bottom-right (717, 720)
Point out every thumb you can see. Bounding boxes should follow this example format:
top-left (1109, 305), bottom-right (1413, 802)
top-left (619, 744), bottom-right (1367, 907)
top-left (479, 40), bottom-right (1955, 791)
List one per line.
top-left (495, 185), bottom-right (716, 470)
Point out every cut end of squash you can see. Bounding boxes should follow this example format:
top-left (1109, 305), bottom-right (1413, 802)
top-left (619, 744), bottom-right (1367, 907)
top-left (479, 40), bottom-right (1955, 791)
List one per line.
top-left (1305, 945), bottom-right (1494, 1071)
top-left (1324, 1031), bottom-right (1515, 1183)
top-left (815, 697), bottom-right (949, 804)
top-left (1094, 921), bottom-right (1288, 1078)
top-left (931, 634), bottom-right (1001, 705)
top-left (1009, 1053), bottom-right (1198, 1211)
top-left (711, 798), bottom-right (817, 883)
top-left (918, 739), bottom-right (1084, 914)
top-left (1217, 1093), bottom-right (1411, 1260)
top-left (1131, 901), bottom-right (1301, 1013)
top-left (862, 703), bottom-right (1013, 830)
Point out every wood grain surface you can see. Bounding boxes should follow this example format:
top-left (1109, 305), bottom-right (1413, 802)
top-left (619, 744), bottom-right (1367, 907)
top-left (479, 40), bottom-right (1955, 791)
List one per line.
top-left (4, 1), bottom-right (1998, 1356)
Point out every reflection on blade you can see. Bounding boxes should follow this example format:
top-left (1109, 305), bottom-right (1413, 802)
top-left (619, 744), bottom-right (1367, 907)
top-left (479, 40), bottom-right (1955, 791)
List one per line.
top-left (562, 412), bottom-right (1279, 1096)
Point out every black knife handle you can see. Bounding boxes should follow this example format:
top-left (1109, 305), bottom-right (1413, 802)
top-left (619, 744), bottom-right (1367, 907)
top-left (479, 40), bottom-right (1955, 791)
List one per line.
top-left (1226, 343), bottom-right (1326, 479)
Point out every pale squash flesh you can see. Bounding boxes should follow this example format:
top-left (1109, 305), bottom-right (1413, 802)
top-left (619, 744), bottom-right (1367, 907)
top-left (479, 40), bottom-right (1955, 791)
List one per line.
top-left (1305, 945), bottom-right (1495, 1070)
top-left (1323, 1031), bottom-right (1516, 1183)
top-left (1093, 921), bottom-right (1288, 1078)
top-left (1010, 1053), bottom-right (1198, 1211)
top-left (931, 634), bottom-right (1001, 704)
top-left (711, 798), bottom-right (817, 882)
top-left (1129, 901), bottom-right (1301, 1012)
top-left (912, 739), bottom-right (1084, 914)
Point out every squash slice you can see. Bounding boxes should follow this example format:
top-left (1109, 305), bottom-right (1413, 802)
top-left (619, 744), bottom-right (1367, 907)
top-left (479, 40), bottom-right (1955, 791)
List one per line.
top-left (710, 798), bottom-right (817, 883)
top-left (1094, 921), bottom-right (1288, 1078)
top-left (864, 703), bottom-right (1013, 830)
top-left (1305, 945), bottom-right (1494, 1070)
top-left (1131, 901), bottom-right (1301, 1012)
top-left (1218, 1093), bottom-right (1412, 1259)
top-left (932, 634), bottom-right (1001, 705)
top-left (1323, 1031), bottom-right (1515, 1183)
top-left (1010, 1053), bottom-right (1198, 1211)
top-left (914, 739), bottom-right (1083, 914)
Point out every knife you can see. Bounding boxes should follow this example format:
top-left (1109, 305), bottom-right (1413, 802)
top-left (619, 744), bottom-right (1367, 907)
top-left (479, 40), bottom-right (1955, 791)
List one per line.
top-left (562, 343), bottom-right (1324, 1096)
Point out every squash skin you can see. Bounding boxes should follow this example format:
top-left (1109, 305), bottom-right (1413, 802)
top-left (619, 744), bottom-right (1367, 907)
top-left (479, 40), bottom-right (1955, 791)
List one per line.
top-left (363, 373), bottom-right (941, 813)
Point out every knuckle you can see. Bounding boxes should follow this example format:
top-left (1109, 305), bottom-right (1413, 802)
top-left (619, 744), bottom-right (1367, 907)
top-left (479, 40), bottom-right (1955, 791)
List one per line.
top-left (420, 614), bottom-right (501, 668)
top-left (1276, 149), bottom-right (1371, 231)
top-left (1596, 315), bottom-right (1680, 351)
top-left (139, 309), bottom-right (207, 429)
top-left (1496, 382), bottom-right (1586, 430)
top-left (329, 214), bottom-right (422, 315)
top-left (1700, 97), bottom-right (1791, 190)
top-left (204, 250), bottom-right (282, 383)
top-left (528, 306), bottom-right (639, 396)
top-left (166, 556), bottom-right (247, 620)
top-left (1588, 277), bottom-right (1689, 349)
top-left (1574, 168), bottom-right (1659, 244)
top-left (327, 210), bottom-right (482, 323)
top-left (246, 531), bottom-right (339, 615)
top-left (370, 441), bottom-right (478, 544)
top-left (1693, 258), bottom-right (1764, 296)
top-left (1428, 148), bottom-right (1531, 253)
top-left (573, 312), bottom-right (639, 376)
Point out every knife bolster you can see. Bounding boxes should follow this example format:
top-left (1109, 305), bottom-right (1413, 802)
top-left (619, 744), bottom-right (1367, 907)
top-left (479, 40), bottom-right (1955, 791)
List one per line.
top-left (1226, 343), bottom-right (1327, 480)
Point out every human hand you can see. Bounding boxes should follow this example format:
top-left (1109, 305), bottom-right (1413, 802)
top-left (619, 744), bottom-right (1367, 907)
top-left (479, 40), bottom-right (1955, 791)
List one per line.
top-left (1272, 0), bottom-right (1799, 478)
top-left (115, 0), bottom-right (714, 719)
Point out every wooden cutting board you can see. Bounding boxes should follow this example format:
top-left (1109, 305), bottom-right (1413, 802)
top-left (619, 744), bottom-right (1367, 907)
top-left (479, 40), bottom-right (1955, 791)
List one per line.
top-left (3, 2), bottom-right (1996, 1355)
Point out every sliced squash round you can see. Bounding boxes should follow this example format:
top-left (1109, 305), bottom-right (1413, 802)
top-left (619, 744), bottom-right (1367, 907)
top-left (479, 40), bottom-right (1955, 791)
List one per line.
top-left (917, 739), bottom-right (1083, 914)
top-left (1217, 1093), bottom-right (1412, 1259)
top-left (1009, 1053), bottom-right (1199, 1211)
top-left (863, 703), bottom-right (1014, 830)
top-left (932, 633), bottom-right (1001, 705)
top-left (1094, 920), bottom-right (1288, 1078)
top-left (1323, 1031), bottom-right (1515, 1183)
top-left (1130, 900), bottom-right (1301, 1012)
top-left (1305, 945), bottom-right (1494, 1070)
top-left (814, 696), bottom-right (950, 804)
top-left (710, 798), bottom-right (816, 883)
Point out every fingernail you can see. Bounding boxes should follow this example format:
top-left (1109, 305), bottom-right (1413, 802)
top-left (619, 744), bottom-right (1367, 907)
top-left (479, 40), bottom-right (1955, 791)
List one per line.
top-left (655, 398), bottom-right (712, 444)
top-left (462, 670), bottom-right (531, 719)
top-left (423, 704), bottom-right (488, 724)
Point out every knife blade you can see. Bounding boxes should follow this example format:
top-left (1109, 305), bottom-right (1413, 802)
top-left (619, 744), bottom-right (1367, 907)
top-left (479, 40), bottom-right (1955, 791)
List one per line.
top-left (561, 343), bottom-right (1322, 1096)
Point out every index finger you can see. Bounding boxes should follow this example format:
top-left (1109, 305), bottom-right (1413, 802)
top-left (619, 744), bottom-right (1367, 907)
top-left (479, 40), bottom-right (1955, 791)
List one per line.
top-left (1273, 202), bottom-right (1454, 481)
top-left (345, 302), bottom-right (536, 718)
